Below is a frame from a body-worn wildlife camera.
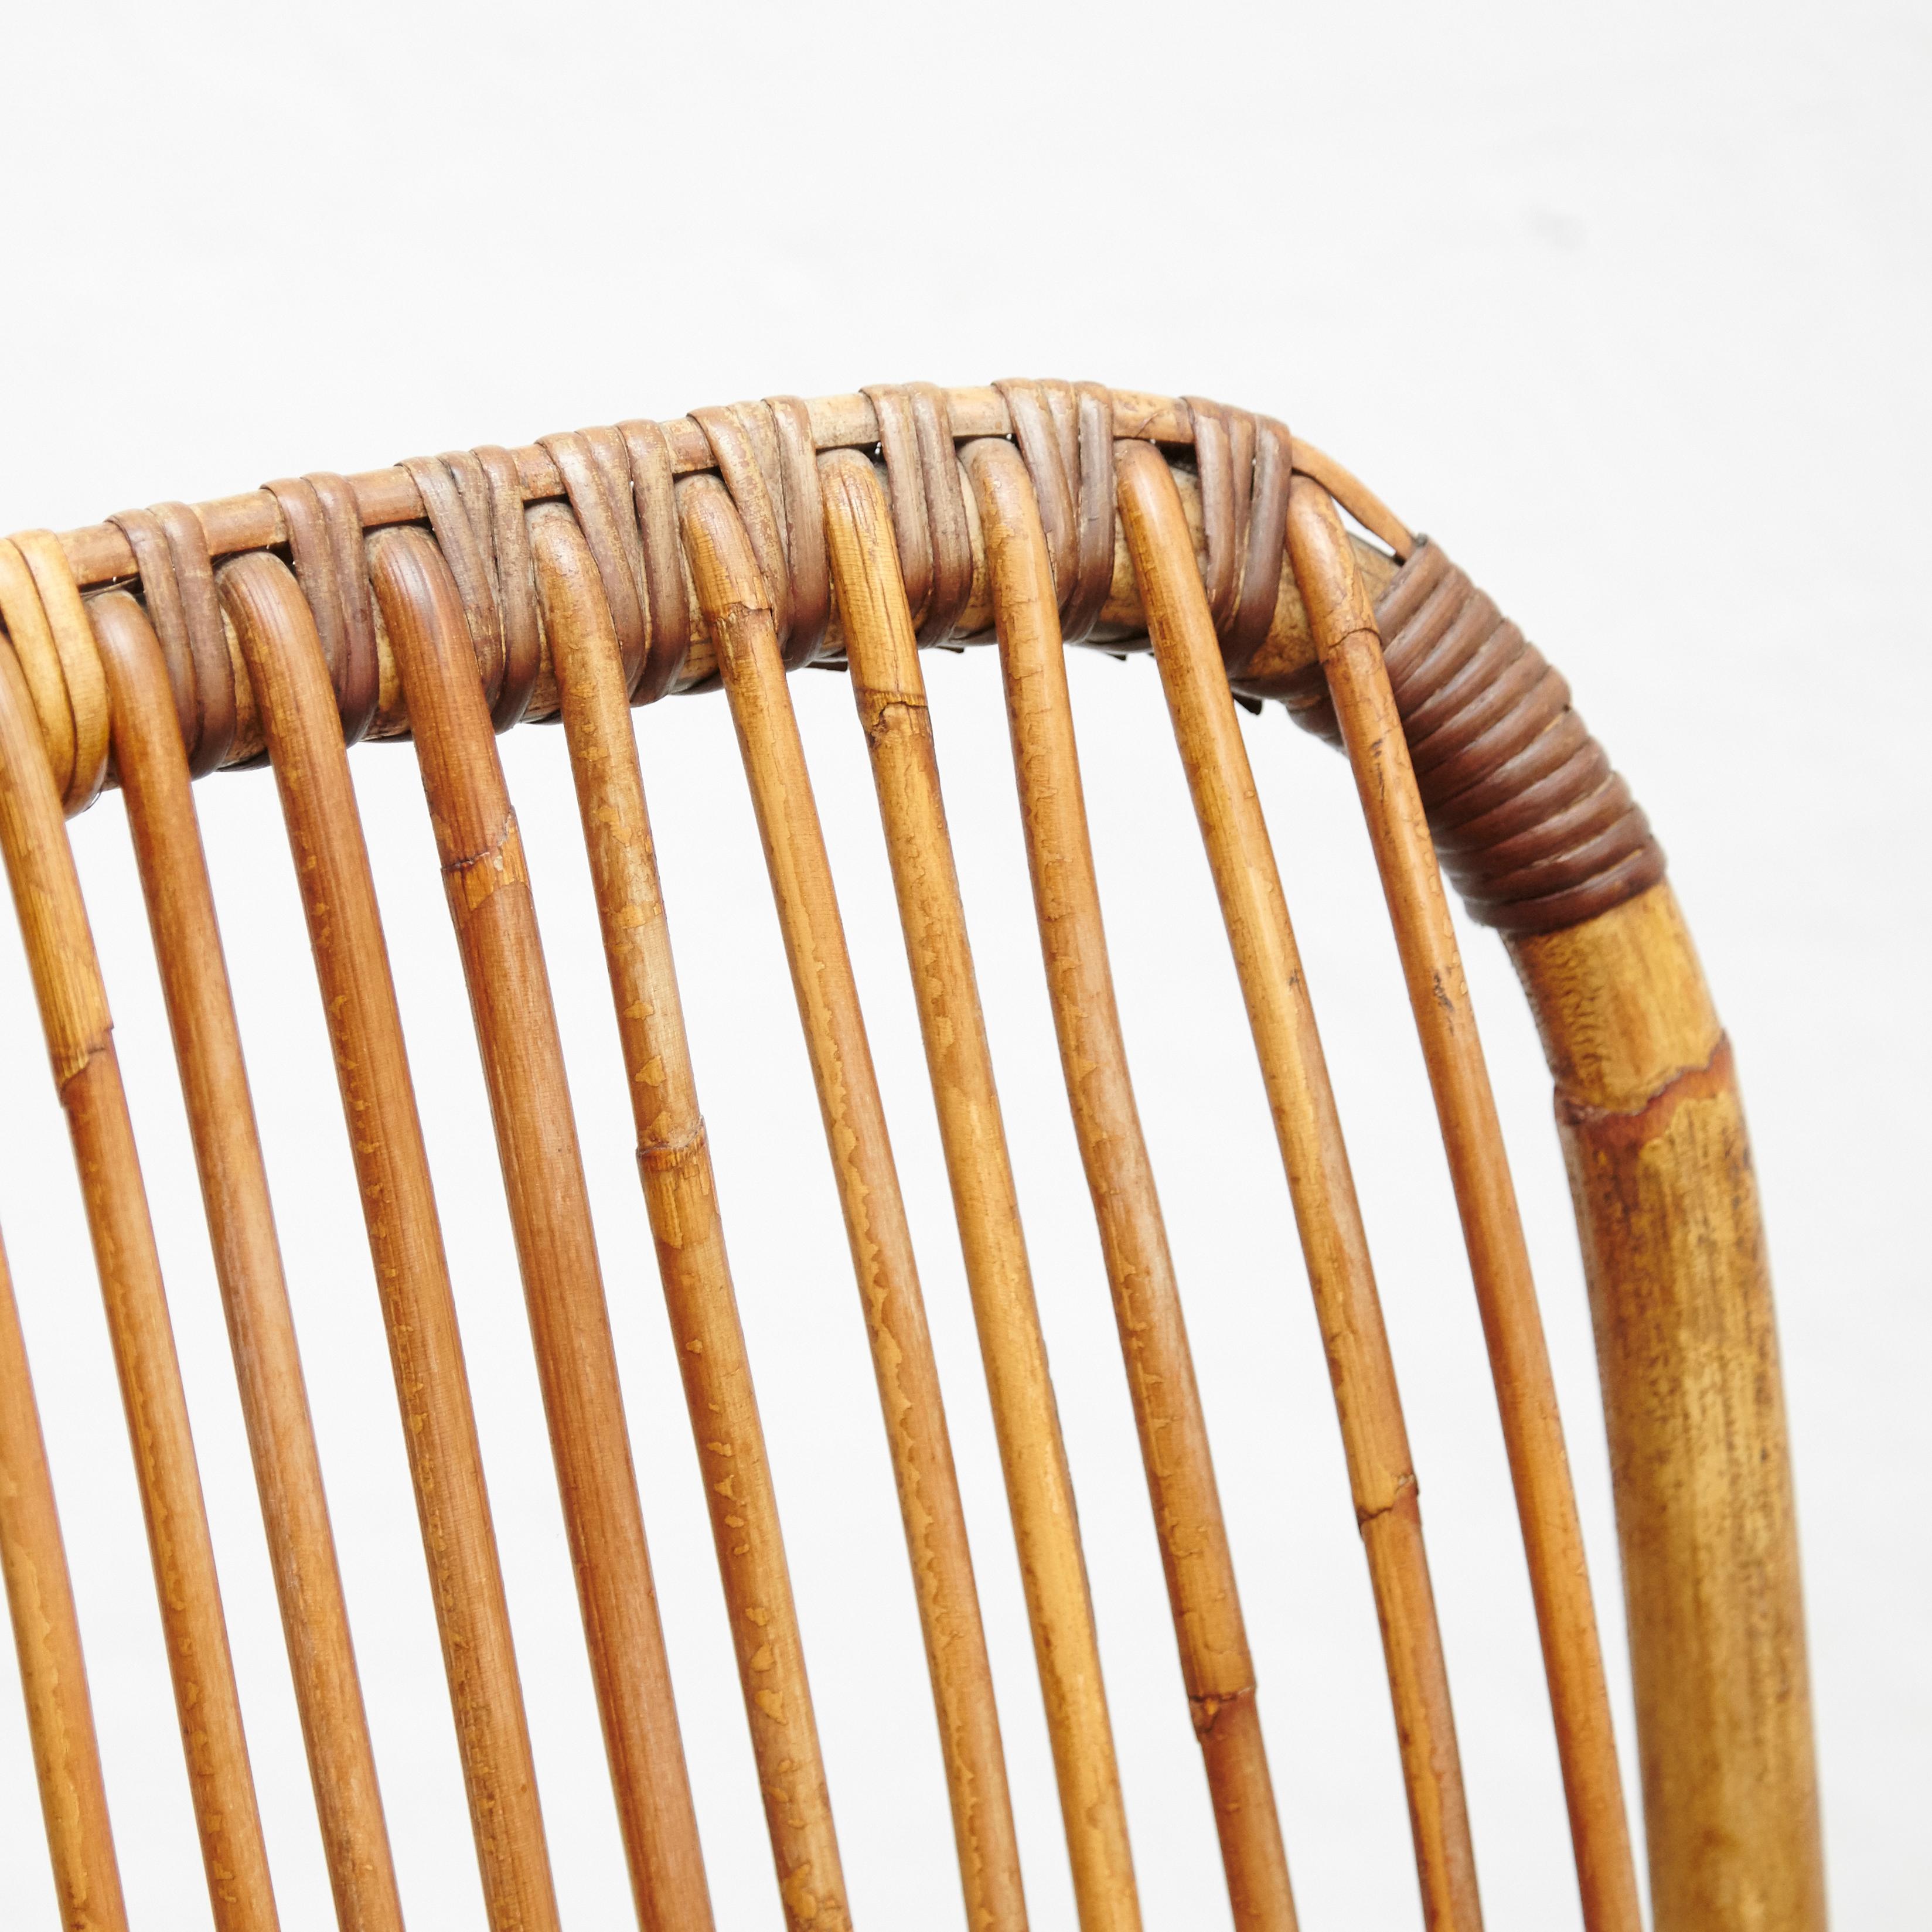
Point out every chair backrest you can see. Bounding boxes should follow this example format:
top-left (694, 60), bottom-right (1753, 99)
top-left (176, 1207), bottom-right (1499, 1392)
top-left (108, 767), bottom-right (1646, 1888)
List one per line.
top-left (0, 383), bottom-right (1820, 1932)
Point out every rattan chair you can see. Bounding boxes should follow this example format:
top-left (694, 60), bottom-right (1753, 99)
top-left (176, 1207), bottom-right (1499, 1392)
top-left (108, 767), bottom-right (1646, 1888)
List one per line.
top-left (0, 383), bottom-right (1819, 1932)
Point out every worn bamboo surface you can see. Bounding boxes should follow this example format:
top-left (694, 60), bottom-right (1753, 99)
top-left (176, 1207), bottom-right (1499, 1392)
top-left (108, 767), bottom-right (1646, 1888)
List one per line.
top-left (0, 376), bottom-right (1824, 1932)
top-left (820, 448), bottom-right (1142, 1932)
top-left (0, 631), bottom-right (280, 1932)
top-left (24, 393), bottom-right (1411, 812)
top-left (0, 1225), bottom-right (128, 1932)
top-left (1510, 884), bottom-right (1824, 1932)
top-left (962, 434), bottom-right (1296, 1932)
top-left (529, 502), bottom-right (849, 1932)
top-left (50, 393), bottom-right (1408, 596)
top-left (678, 472), bottom-right (1029, 1932)
top-left (369, 526), bottom-right (714, 1932)
top-left (219, 550), bottom-right (560, 1932)
top-left (88, 588), bottom-right (404, 1932)
top-left (1286, 477), bottom-right (1640, 1932)
top-left (1116, 440), bottom-right (1481, 1931)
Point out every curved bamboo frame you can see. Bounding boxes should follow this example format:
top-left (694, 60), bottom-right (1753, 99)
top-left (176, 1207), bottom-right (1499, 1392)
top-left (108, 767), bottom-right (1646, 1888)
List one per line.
top-left (0, 382), bottom-right (1820, 1932)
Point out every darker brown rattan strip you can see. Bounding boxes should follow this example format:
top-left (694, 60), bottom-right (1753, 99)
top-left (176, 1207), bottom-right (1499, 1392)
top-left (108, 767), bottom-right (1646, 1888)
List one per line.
top-left (1284, 538), bottom-right (1665, 934)
top-left (43, 384), bottom-right (1652, 946)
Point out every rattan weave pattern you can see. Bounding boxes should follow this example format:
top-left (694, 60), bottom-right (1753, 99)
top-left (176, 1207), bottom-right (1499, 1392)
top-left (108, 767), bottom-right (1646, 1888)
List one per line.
top-left (9, 384), bottom-right (1657, 935)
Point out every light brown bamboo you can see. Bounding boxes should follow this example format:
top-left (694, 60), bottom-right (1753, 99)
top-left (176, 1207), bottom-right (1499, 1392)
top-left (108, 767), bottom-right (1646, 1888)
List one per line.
top-left (528, 505), bottom-right (848, 1932)
top-left (0, 533), bottom-right (110, 813)
top-left (1285, 478), bottom-right (1640, 1932)
top-left (676, 472), bottom-right (1028, 1932)
top-left (217, 550), bottom-right (560, 1932)
top-left (88, 588), bottom-right (406, 1932)
top-left (1509, 884), bottom-right (1824, 1932)
top-left (366, 526), bottom-right (713, 1932)
top-left (1284, 447), bottom-right (1411, 562)
top-left (0, 1224), bottom-right (129, 1932)
top-left (0, 635), bottom-right (280, 1932)
top-left (959, 434), bottom-right (1296, 1932)
top-left (820, 448), bottom-right (1142, 1932)
top-left (1114, 439), bottom-right (1481, 1932)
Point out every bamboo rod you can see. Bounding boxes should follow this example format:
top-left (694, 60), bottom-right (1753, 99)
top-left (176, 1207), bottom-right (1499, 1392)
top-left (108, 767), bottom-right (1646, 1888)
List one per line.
top-left (820, 448), bottom-right (1142, 1932)
top-left (87, 588), bottom-right (406, 1932)
top-left (528, 503), bottom-right (849, 1932)
top-left (0, 1224), bottom-right (128, 1932)
top-left (0, 532), bottom-right (110, 814)
top-left (51, 391), bottom-right (1044, 585)
top-left (677, 472), bottom-right (1028, 1932)
top-left (0, 635), bottom-right (280, 1932)
top-left (1508, 884), bottom-right (1824, 1931)
top-left (1286, 478), bottom-right (1641, 1932)
top-left (217, 551), bottom-right (560, 1932)
top-left (959, 435), bottom-right (1297, 1932)
top-left (1113, 440), bottom-right (1483, 1932)
top-left (49, 370), bottom-right (1404, 600)
top-left (367, 526), bottom-right (714, 1932)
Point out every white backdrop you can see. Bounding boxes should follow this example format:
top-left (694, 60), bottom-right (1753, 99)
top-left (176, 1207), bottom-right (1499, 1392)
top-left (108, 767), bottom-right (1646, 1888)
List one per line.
top-left (0, 3), bottom-right (1924, 1926)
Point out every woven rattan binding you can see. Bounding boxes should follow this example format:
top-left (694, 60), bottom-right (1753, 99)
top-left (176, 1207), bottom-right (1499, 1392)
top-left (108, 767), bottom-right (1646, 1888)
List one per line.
top-left (21, 385), bottom-right (1654, 936)
top-left (0, 381), bottom-right (1818, 1932)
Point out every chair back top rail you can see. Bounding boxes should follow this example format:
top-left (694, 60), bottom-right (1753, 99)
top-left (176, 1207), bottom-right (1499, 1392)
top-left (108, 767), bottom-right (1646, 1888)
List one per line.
top-left (50, 388), bottom-right (1413, 591)
top-left (5, 381), bottom-right (1657, 941)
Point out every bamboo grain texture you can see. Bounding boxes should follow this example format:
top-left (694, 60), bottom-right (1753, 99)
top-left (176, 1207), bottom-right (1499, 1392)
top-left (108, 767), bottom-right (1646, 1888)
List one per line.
top-left (1510, 887), bottom-right (1824, 1931)
top-left (1117, 441), bottom-right (1481, 1931)
top-left (679, 472), bottom-right (1029, 1932)
top-left (1285, 478), bottom-right (1640, 1932)
top-left (0, 377), bottom-right (1822, 1932)
top-left (89, 587), bottom-right (403, 1932)
top-left (0, 1225), bottom-right (128, 1932)
top-left (965, 434), bottom-right (1296, 1932)
top-left (822, 448), bottom-right (1142, 1932)
top-left (0, 628), bottom-right (280, 1932)
top-left (530, 502), bottom-right (850, 1932)
top-left (370, 525), bottom-right (713, 1932)
top-left (221, 551), bottom-right (561, 1932)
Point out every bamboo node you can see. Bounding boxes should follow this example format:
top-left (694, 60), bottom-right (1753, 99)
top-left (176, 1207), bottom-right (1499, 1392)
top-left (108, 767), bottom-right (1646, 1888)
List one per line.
top-left (1354, 1471), bottom-right (1420, 1529)
top-left (1188, 1684), bottom-right (1259, 1740)
top-left (439, 814), bottom-right (529, 911)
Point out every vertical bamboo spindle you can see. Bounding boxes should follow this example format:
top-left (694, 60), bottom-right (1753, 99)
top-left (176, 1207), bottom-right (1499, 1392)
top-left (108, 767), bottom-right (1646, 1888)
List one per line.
top-left (1114, 441), bottom-right (1483, 1932)
top-left (219, 551), bottom-right (561, 1932)
top-left (960, 435), bottom-right (1297, 1932)
top-left (676, 473), bottom-right (1028, 1932)
top-left (0, 1225), bottom-right (129, 1932)
top-left (529, 503), bottom-right (849, 1932)
top-left (1286, 479), bottom-right (1641, 1932)
top-left (0, 637), bottom-right (280, 1932)
top-left (819, 449), bottom-right (1142, 1932)
top-left (88, 589), bottom-right (406, 1932)
top-left (367, 526), bottom-right (713, 1932)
